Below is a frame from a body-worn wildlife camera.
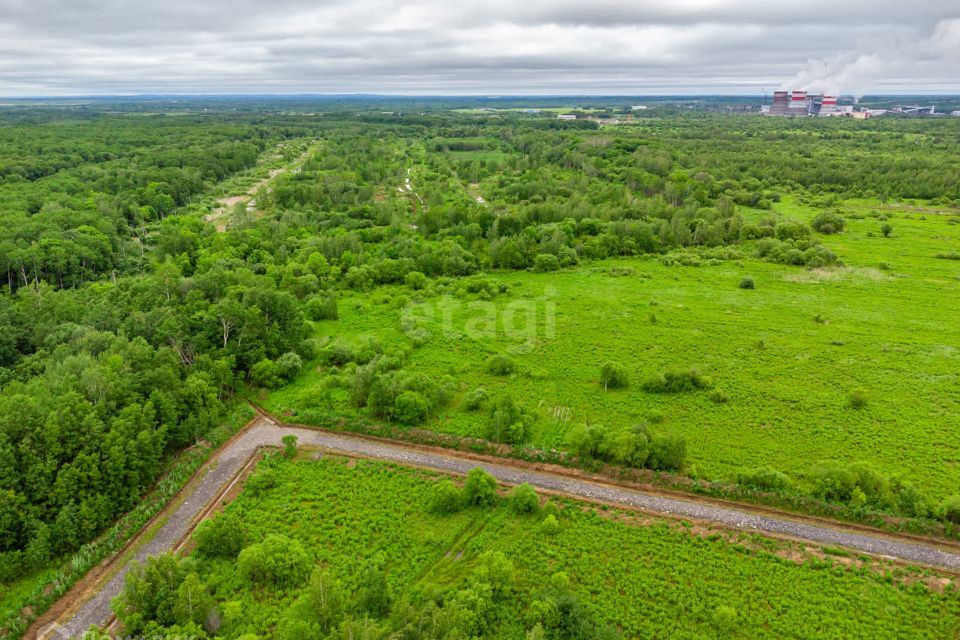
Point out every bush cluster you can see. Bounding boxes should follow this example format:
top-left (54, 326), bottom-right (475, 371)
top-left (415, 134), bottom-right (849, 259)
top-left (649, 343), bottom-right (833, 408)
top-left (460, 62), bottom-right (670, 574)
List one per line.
top-left (564, 423), bottom-right (687, 471)
top-left (810, 211), bottom-right (846, 235)
top-left (429, 468), bottom-right (507, 513)
top-left (642, 368), bottom-right (712, 394)
top-left (485, 394), bottom-right (535, 444)
top-left (736, 461), bottom-right (953, 522)
top-left (599, 361), bottom-right (629, 390)
top-left (250, 352), bottom-right (303, 388)
top-left (756, 237), bottom-right (838, 268)
top-left (304, 291), bottom-right (339, 320)
top-left (486, 354), bottom-right (517, 376)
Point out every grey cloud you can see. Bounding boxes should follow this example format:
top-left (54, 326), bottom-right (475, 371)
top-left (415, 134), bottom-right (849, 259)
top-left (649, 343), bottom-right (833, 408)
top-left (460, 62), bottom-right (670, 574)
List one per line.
top-left (0, 0), bottom-right (957, 95)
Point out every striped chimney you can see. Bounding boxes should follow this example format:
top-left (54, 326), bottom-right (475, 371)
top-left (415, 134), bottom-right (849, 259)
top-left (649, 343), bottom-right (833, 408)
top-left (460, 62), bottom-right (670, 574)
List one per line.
top-left (819, 96), bottom-right (839, 117)
top-left (789, 90), bottom-right (809, 115)
top-left (768, 90), bottom-right (791, 115)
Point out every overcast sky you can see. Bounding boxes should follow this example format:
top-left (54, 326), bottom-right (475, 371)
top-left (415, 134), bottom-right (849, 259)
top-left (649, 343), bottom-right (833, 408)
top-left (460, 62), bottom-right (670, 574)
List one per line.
top-left (1, 0), bottom-right (958, 96)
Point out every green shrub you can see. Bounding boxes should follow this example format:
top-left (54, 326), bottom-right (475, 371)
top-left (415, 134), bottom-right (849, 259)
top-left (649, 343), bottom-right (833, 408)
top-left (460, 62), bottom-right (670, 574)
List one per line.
top-left (393, 390), bottom-right (429, 425)
top-left (282, 434), bottom-right (298, 459)
top-left (305, 292), bottom-right (338, 320)
top-left (940, 495), bottom-right (960, 524)
top-left (711, 605), bottom-right (738, 635)
top-left (563, 423), bottom-right (605, 459)
top-left (237, 534), bottom-right (311, 587)
top-left (811, 211), bottom-right (846, 235)
top-left (648, 433), bottom-right (687, 471)
top-left (486, 354), bottom-right (517, 376)
top-left (774, 220), bottom-right (810, 240)
top-left (463, 387), bottom-right (489, 411)
top-left (114, 553), bottom-right (184, 631)
top-left (192, 511), bottom-right (245, 559)
top-left (738, 277), bottom-right (755, 290)
top-left (599, 426), bottom-right (651, 468)
top-left (737, 467), bottom-right (792, 493)
top-left (599, 361), bottom-right (629, 390)
top-left (810, 463), bottom-right (858, 502)
top-left (322, 339), bottom-right (355, 366)
top-left (509, 483), bottom-right (540, 514)
top-left (286, 568), bottom-right (345, 633)
top-left (429, 479), bottom-right (464, 514)
top-left (533, 253), bottom-right (561, 272)
top-left (642, 368), bottom-right (711, 393)
top-left (539, 514), bottom-right (560, 535)
top-left (708, 389), bottom-right (729, 404)
top-left (275, 352), bottom-right (303, 380)
top-left (881, 223), bottom-right (893, 237)
top-left (463, 467), bottom-right (499, 506)
top-left (890, 477), bottom-right (928, 518)
top-left (250, 359), bottom-right (282, 388)
top-left (486, 394), bottom-right (534, 444)
top-left (848, 388), bottom-right (867, 409)
top-left (404, 270), bottom-right (429, 290)
top-left (542, 500), bottom-right (560, 519)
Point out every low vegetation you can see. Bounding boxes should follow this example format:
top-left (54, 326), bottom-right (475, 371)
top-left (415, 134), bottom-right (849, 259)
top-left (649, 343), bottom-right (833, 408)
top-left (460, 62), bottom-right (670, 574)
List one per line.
top-left (109, 454), bottom-right (960, 639)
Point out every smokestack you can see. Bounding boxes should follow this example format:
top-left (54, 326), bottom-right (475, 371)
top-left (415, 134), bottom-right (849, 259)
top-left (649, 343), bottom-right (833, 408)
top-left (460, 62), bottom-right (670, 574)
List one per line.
top-left (789, 90), bottom-right (809, 116)
top-left (819, 96), bottom-right (838, 117)
top-left (768, 90), bottom-right (790, 116)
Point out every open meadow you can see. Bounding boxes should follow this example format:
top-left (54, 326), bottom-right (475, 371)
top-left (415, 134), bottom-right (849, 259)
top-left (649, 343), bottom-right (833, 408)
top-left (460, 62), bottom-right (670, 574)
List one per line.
top-left (266, 196), bottom-right (960, 502)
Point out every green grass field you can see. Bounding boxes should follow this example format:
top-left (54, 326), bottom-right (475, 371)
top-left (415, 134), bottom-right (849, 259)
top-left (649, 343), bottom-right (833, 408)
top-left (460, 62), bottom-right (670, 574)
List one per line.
top-left (266, 198), bottom-right (960, 502)
top-left (187, 454), bottom-right (960, 639)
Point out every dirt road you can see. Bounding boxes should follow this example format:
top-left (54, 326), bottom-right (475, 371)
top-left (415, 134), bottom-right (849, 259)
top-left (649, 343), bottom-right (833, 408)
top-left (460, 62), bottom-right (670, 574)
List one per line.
top-left (206, 143), bottom-right (316, 231)
top-left (46, 414), bottom-right (960, 637)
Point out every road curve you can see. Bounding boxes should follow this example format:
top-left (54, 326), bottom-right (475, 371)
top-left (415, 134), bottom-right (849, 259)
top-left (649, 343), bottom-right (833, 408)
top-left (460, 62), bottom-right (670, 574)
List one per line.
top-left (52, 415), bottom-right (960, 637)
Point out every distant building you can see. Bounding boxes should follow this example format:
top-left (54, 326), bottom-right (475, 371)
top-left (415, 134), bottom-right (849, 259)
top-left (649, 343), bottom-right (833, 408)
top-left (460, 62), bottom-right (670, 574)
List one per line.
top-left (952, 111), bottom-right (960, 117)
top-left (818, 96), bottom-right (839, 117)
top-left (893, 105), bottom-right (936, 115)
top-left (768, 91), bottom-right (790, 115)
top-left (557, 114), bottom-right (577, 120)
top-left (631, 105), bottom-right (648, 110)
top-left (765, 91), bottom-right (844, 117)
top-left (852, 111), bottom-right (871, 120)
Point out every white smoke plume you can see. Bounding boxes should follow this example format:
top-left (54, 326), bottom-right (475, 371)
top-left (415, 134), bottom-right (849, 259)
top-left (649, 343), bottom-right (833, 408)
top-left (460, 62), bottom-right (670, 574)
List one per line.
top-left (785, 18), bottom-right (960, 97)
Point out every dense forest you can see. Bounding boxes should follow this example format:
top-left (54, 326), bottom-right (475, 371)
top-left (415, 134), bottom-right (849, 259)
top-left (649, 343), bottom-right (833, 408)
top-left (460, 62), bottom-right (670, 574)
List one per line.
top-left (2, 104), bottom-right (959, 603)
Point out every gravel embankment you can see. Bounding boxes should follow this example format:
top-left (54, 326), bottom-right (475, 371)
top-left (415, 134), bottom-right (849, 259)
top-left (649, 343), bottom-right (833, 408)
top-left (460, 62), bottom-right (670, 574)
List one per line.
top-left (55, 416), bottom-right (960, 637)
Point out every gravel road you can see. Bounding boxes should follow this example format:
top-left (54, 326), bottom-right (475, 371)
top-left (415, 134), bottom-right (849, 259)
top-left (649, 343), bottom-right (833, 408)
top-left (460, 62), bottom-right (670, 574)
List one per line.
top-left (50, 415), bottom-right (960, 637)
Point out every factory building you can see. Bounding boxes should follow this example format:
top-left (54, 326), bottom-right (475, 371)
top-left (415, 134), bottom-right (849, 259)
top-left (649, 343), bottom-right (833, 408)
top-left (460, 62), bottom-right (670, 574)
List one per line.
top-left (765, 90), bottom-right (843, 117)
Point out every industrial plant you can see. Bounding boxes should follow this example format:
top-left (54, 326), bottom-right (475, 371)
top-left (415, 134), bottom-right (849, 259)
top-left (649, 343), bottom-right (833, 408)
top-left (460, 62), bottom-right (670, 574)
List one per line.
top-left (762, 90), bottom-right (848, 117)
top-left (763, 90), bottom-right (945, 118)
